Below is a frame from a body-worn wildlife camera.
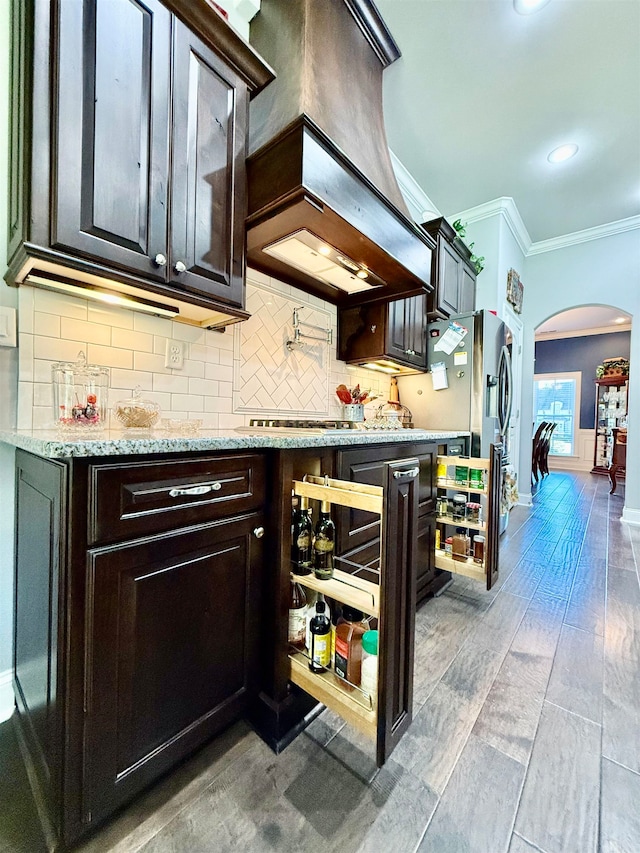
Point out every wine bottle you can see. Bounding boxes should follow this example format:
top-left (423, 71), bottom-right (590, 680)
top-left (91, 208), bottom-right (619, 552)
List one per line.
top-left (309, 600), bottom-right (331, 672)
top-left (292, 496), bottom-right (313, 574)
top-left (313, 500), bottom-right (335, 580)
top-left (288, 580), bottom-right (307, 650)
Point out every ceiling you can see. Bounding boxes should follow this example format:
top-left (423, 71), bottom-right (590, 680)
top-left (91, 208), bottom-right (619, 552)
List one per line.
top-left (376, 0), bottom-right (640, 244)
top-left (535, 305), bottom-right (632, 338)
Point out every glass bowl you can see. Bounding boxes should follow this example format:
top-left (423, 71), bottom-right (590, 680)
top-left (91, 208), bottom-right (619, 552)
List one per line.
top-left (113, 387), bottom-right (161, 430)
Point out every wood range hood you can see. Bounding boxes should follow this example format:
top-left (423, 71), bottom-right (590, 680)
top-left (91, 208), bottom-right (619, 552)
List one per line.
top-left (246, 0), bottom-right (434, 306)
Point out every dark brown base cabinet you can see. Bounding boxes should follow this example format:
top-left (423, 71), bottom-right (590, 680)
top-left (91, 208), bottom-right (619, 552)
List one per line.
top-left (334, 442), bottom-right (448, 605)
top-left (13, 450), bottom-right (265, 849)
top-left (13, 439), bottom-right (458, 847)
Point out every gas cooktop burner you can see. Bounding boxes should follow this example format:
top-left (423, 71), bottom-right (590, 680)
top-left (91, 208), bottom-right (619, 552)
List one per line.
top-left (248, 418), bottom-right (357, 429)
top-left (234, 418), bottom-right (360, 436)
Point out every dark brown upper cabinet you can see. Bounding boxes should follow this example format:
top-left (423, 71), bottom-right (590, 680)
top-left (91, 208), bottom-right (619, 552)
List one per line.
top-left (338, 294), bottom-right (427, 373)
top-left (420, 217), bottom-right (477, 320)
top-left (6, 0), bottom-right (273, 326)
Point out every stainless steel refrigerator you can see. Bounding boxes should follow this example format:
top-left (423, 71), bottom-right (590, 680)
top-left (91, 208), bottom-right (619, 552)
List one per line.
top-left (397, 309), bottom-right (513, 462)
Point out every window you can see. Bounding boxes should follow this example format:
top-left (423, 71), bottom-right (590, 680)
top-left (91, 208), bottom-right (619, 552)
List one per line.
top-left (533, 372), bottom-right (581, 456)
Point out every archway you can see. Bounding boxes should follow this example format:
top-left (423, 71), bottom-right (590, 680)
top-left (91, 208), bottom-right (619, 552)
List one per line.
top-left (532, 305), bottom-right (631, 487)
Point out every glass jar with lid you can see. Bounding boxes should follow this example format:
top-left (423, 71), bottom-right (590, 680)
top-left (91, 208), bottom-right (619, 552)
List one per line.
top-left (52, 351), bottom-right (109, 431)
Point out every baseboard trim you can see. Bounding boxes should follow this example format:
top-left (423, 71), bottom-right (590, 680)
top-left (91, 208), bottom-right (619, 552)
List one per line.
top-left (518, 492), bottom-right (533, 507)
top-left (0, 668), bottom-right (15, 723)
top-left (622, 507), bottom-right (640, 527)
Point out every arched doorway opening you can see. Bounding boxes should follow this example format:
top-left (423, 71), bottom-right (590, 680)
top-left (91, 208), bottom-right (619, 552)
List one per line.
top-left (532, 305), bottom-right (631, 484)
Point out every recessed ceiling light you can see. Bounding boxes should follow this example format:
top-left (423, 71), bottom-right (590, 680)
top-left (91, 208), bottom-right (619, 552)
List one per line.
top-left (514, 0), bottom-right (552, 14)
top-left (547, 143), bottom-right (579, 164)
top-left (614, 317), bottom-right (627, 324)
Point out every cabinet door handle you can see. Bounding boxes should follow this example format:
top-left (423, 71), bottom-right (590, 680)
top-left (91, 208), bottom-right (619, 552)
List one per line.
top-left (168, 482), bottom-right (222, 497)
top-left (174, 260), bottom-right (187, 274)
top-left (253, 527), bottom-right (265, 539)
top-left (393, 467), bottom-right (419, 480)
top-left (154, 253), bottom-right (167, 267)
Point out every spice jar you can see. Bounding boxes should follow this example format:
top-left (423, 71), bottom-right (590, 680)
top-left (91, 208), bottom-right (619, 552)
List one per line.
top-left (465, 502), bottom-right (482, 525)
top-left (437, 496), bottom-right (450, 517)
top-left (469, 468), bottom-right (485, 490)
top-left (452, 529), bottom-right (470, 562)
top-left (473, 535), bottom-right (485, 564)
top-left (444, 536), bottom-right (453, 556)
top-left (452, 494), bottom-right (467, 521)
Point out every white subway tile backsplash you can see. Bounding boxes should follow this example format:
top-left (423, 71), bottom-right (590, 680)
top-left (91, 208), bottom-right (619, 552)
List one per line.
top-left (218, 412), bottom-right (245, 429)
top-left (111, 327), bottom-right (153, 352)
top-left (34, 359), bottom-right (57, 383)
top-left (18, 334), bottom-right (34, 382)
top-left (188, 377), bottom-right (219, 396)
top-left (134, 351), bottom-right (169, 374)
top-left (182, 359), bottom-right (204, 379)
top-left (109, 368), bottom-right (153, 391)
top-left (87, 344), bottom-right (133, 370)
top-left (153, 373), bottom-right (189, 394)
top-left (17, 273), bottom-right (392, 426)
top-left (17, 382), bottom-right (34, 429)
top-left (34, 336), bottom-right (88, 362)
top-left (18, 287), bottom-right (35, 334)
top-left (87, 303), bottom-right (134, 329)
top-left (133, 313), bottom-right (172, 337)
top-left (171, 324), bottom-right (207, 344)
top-left (33, 382), bottom-right (53, 407)
top-left (32, 407), bottom-right (53, 430)
top-left (35, 312), bottom-right (61, 337)
top-left (189, 343), bottom-right (220, 364)
top-left (204, 396), bottom-right (232, 414)
top-left (170, 394), bottom-right (204, 412)
top-left (34, 288), bottom-right (88, 319)
top-left (60, 317), bottom-right (111, 346)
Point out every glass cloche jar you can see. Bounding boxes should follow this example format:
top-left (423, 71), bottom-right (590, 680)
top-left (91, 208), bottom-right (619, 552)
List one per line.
top-left (52, 351), bottom-right (109, 431)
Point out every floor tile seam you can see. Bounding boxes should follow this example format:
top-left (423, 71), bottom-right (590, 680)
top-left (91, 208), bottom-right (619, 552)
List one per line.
top-left (543, 697), bottom-right (603, 729)
top-left (601, 754), bottom-right (640, 778)
top-left (512, 828), bottom-right (552, 853)
top-left (130, 737), bottom-right (267, 853)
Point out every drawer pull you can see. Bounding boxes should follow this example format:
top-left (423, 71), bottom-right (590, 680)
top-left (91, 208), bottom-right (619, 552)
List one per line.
top-left (168, 482), bottom-right (222, 497)
top-left (253, 527), bottom-right (265, 539)
top-left (393, 467), bottom-right (419, 480)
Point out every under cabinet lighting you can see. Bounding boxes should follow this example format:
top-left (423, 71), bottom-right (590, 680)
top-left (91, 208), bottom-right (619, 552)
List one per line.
top-left (361, 360), bottom-right (420, 376)
top-left (263, 230), bottom-right (386, 293)
top-left (24, 272), bottom-right (180, 318)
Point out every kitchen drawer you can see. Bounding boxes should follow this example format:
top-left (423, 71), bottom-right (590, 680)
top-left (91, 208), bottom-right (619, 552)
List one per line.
top-left (88, 454), bottom-right (265, 545)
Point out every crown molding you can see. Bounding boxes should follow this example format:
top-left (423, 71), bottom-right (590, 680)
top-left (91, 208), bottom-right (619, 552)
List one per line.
top-left (527, 215), bottom-right (640, 255)
top-left (389, 150), bottom-right (441, 223)
top-left (535, 324), bottom-right (632, 342)
top-left (449, 197), bottom-right (532, 256)
top-left (387, 156), bottom-right (640, 256)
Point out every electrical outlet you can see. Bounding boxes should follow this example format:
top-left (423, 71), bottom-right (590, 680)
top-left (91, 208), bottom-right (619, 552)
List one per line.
top-left (165, 340), bottom-right (185, 369)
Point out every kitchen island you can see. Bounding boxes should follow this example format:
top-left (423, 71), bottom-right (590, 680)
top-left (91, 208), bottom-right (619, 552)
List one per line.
top-left (3, 427), bottom-right (466, 849)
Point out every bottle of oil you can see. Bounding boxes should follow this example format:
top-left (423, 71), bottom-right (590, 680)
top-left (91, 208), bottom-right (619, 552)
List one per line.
top-left (292, 496), bottom-right (313, 574)
top-left (313, 501), bottom-right (335, 580)
top-left (288, 580), bottom-right (307, 650)
top-left (309, 600), bottom-right (331, 672)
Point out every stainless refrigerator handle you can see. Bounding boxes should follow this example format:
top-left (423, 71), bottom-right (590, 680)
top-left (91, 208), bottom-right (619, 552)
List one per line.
top-left (498, 346), bottom-right (513, 434)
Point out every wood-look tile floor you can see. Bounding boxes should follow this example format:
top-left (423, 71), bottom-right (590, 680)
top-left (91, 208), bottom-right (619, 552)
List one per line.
top-left (2, 472), bottom-right (639, 853)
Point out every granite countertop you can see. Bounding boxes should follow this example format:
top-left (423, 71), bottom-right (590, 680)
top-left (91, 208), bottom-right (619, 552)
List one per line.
top-left (0, 427), bottom-right (469, 459)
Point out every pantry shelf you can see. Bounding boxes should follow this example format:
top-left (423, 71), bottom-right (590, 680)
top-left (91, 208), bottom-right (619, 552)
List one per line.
top-left (435, 479), bottom-right (488, 495)
top-left (290, 568), bottom-right (380, 618)
top-left (434, 549), bottom-right (486, 583)
top-left (435, 515), bottom-right (486, 532)
top-left (289, 652), bottom-right (377, 741)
